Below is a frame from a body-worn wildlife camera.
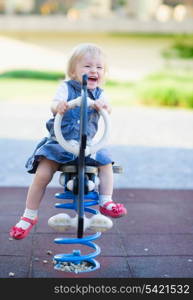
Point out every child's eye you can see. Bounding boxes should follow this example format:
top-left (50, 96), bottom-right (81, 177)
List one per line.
top-left (84, 65), bottom-right (90, 68)
top-left (97, 66), bottom-right (103, 69)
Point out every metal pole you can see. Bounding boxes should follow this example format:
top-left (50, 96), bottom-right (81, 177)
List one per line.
top-left (77, 74), bottom-right (88, 238)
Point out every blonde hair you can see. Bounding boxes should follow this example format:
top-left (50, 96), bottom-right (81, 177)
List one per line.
top-left (66, 43), bottom-right (107, 79)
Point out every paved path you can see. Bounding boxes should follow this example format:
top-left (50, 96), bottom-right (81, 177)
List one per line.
top-left (0, 101), bottom-right (193, 189)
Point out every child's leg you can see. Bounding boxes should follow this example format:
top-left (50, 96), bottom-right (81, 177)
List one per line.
top-left (98, 163), bottom-right (127, 218)
top-left (25, 158), bottom-right (59, 210)
top-left (10, 158), bottom-right (59, 239)
top-left (98, 163), bottom-right (113, 196)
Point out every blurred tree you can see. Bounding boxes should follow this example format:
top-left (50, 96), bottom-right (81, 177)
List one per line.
top-left (34, 0), bottom-right (79, 14)
top-left (0, 0), bottom-right (5, 13)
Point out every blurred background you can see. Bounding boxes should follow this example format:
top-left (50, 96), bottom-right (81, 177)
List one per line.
top-left (0, 0), bottom-right (193, 188)
top-left (0, 1), bottom-right (193, 106)
top-left (1, 1), bottom-right (193, 280)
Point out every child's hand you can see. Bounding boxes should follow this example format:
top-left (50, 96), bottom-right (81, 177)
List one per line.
top-left (56, 101), bottom-right (69, 115)
top-left (93, 99), bottom-right (112, 114)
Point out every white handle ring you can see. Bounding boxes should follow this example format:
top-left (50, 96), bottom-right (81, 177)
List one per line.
top-left (54, 98), bottom-right (110, 156)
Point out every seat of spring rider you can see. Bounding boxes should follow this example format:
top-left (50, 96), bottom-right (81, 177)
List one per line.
top-left (59, 164), bottom-right (123, 174)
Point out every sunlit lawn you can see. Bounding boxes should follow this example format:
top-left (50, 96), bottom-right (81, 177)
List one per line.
top-left (0, 78), bottom-right (135, 106)
top-left (1, 72), bottom-right (193, 109)
top-left (1, 32), bottom-right (193, 108)
top-left (0, 78), bottom-right (58, 102)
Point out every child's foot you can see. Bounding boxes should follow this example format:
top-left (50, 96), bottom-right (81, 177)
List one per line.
top-left (10, 208), bottom-right (38, 240)
top-left (99, 201), bottom-right (127, 218)
top-left (10, 217), bottom-right (38, 240)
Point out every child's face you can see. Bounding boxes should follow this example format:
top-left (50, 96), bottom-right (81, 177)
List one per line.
top-left (73, 53), bottom-right (105, 90)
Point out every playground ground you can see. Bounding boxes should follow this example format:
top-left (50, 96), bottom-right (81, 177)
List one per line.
top-left (1, 186), bottom-right (193, 279)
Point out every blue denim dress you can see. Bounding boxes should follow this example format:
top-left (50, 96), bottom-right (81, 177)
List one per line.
top-left (25, 80), bottom-right (113, 173)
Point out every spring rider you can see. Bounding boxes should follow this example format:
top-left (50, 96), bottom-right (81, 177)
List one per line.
top-left (48, 75), bottom-right (122, 273)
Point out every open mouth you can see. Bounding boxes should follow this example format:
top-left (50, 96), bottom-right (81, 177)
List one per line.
top-left (88, 77), bottom-right (98, 83)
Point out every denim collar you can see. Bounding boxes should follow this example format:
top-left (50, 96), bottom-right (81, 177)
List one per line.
top-left (68, 79), bottom-right (103, 100)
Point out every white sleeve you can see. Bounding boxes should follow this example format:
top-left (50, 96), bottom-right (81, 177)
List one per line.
top-left (51, 81), bottom-right (68, 111)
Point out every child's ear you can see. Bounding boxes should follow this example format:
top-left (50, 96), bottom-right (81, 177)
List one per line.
top-left (71, 72), bottom-right (76, 80)
top-left (69, 68), bottom-right (75, 79)
top-left (70, 72), bottom-right (74, 78)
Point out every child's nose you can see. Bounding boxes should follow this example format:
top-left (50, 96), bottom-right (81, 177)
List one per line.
top-left (90, 66), bottom-right (97, 72)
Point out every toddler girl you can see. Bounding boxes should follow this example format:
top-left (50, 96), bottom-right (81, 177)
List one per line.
top-left (10, 43), bottom-right (127, 239)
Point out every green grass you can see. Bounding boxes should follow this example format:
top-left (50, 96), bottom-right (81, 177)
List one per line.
top-left (3, 31), bottom-right (193, 39)
top-left (1, 69), bottom-right (193, 109)
top-left (162, 41), bottom-right (193, 59)
top-left (0, 69), bottom-right (65, 80)
top-left (0, 76), bottom-right (134, 106)
top-left (0, 78), bottom-right (59, 102)
top-left (136, 71), bottom-right (193, 109)
top-left (105, 80), bottom-right (135, 106)
top-left (1, 32), bottom-right (193, 108)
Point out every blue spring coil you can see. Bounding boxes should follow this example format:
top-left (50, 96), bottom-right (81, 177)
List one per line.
top-left (53, 190), bottom-right (102, 273)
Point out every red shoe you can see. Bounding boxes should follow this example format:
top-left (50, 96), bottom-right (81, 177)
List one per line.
top-left (99, 201), bottom-right (127, 218)
top-left (10, 217), bottom-right (38, 240)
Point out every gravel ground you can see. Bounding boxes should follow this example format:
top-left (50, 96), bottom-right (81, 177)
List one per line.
top-left (0, 101), bottom-right (193, 189)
